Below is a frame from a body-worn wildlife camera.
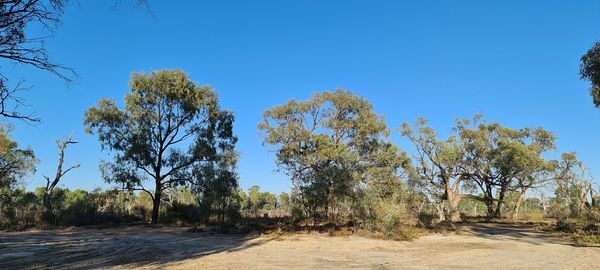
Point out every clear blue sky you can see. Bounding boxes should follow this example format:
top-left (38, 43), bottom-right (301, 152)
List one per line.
top-left (4, 0), bottom-right (600, 194)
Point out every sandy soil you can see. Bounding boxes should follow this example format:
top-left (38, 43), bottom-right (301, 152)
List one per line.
top-left (0, 223), bottom-right (598, 270)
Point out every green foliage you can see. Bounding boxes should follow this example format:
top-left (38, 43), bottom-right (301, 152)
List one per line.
top-left (401, 118), bottom-right (466, 221)
top-left (278, 192), bottom-right (291, 211)
top-left (402, 115), bottom-right (572, 221)
top-left (259, 89), bottom-right (410, 224)
top-left (355, 185), bottom-right (417, 239)
top-left (0, 124), bottom-right (37, 191)
top-left (84, 70), bottom-right (238, 224)
top-left (240, 185), bottom-right (279, 216)
top-left (0, 187), bottom-right (219, 229)
top-left (580, 41), bottom-right (600, 107)
top-left (455, 115), bottom-right (559, 218)
top-left (554, 207), bottom-right (600, 245)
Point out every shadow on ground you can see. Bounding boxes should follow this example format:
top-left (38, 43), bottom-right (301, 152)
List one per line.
top-left (0, 226), bottom-right (269, 269)
top-left (456, 223), bottom-right (573, 246)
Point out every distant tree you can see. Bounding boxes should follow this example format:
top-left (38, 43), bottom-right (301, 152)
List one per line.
top-left (42, 135), bottom-right (79, 215)
top-left (84, 70), bottom-right (236, 224)
top-left (259, 90), bottom-right (410, 223)
top-left (243, 185), bottom-right (268, 216)
top-left (553, 153), bottom-right (596, 215)
top-left (278, 192), bottom-right (291, 211)
top-left (196, 148), bottom-right (240, 230)
top-left (508, 151), bottom-right (573, 221)
top-left (580, 41), bottom-right (600, 107)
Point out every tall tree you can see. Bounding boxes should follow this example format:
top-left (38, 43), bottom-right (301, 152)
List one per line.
top-left (401, 118), bottom-right (467, 222)
top-left (84, 70), bottom-right (236, 224)
top-left (259, 90), bottom-right (409, 223)
top-left (580, 41), bottom-right (600, 107)
top-left (43, 135), bottom-right (79, 215)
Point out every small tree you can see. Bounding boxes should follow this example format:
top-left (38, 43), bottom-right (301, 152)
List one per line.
top-left (196, 148), bottom-right (240, 230)
top-left (43, 135), bottom-right (79, 215)
top-left (84, 70), bottom-right (236, 224)
top-left (554, 153), bottom-right (596, 215)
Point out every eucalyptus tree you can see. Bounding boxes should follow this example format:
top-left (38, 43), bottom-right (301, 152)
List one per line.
top-left (554, 153), bottom-right (596, 215)
top-left (0, 124), bottom-right (36, 190)
top-left (84, 70), bottom-right (237, 224)
top-left (506, 146), bottom-right (573, 220)
top-left (259, 90), bottom-right (409, 223)
top-left (401, 118), bottom-right (467, 222)
top-left (456, 115), bottom-right (559, 218)
top-left (0, 124), bottom-right (36, 219)
top-left (195, 148), bottom-right (239, 230)
top-left (580, 41), bottom-right (600, 107)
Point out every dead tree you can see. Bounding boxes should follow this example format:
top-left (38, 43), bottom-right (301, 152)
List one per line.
top-left (43, 135), bottom-right (79, 214)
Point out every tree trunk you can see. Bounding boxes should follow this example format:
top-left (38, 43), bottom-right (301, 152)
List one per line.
top-left (43, 190), bottom-right (52, 214)
top-left (590, 184), bottom-right (596, 207)
top-left (436, 202), bottom-right (446, 222)
top-left (483, 185), bottom-right (495, 218)
top-left (540, 193), bottom-right (548, 216)
top-left (447, 191), bottom-right (461, 222)
top-left (151, 189), bottom-right (162, 225)
top-left (493, 184), bottom-right (509, 219)
top-left (576, 188), bottom-right (587, 214)
top-left (511, 190), bottom-right (526, 221)
top-left (220, 197), bottom-right (226, 232)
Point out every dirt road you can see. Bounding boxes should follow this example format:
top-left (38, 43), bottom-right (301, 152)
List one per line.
top-left (0, 224), bottom-right (598, 269)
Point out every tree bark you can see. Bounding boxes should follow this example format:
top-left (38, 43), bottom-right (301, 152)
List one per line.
top-left (483, 185), bottom-right (495, 218)
top-left (43, 191), bottom-right (52, 214)
top-left (493, 184), bottom-right (509, 219)
top-left (436, 202), bottom-right (446, 222)
top-left (151, 188), bottom-right (162, 225)
top-left (447, 191), bottom-right (461, 222)
top-left (511, 190), bottom-right (526, 221)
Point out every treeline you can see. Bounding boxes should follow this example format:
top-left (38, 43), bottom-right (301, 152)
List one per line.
top-left (0, 185), bottom-right (290, 229)
top-left (258, 90), bottom-right (599, 237)
top-left (0, 70), bottom-right (598, 241)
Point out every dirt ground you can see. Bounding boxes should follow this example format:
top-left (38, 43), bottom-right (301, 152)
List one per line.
top-left (1, 223), bottom-right (598, 270)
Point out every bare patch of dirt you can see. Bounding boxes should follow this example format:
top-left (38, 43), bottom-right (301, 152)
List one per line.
top-left (1, 224), bottom-right (599, 269)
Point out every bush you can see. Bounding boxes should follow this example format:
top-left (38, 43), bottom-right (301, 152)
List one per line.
top-left (1, 187), bottom-right (232, 229)
top-left (161, 201), bottom-right (202, 225)
top-left (355, 189), bottom-right (418, 240)
top-left (553, 207), bottom-right (600, 245)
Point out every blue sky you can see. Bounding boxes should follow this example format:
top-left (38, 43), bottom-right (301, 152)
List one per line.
top-left (4, 0), bottom-right (600, 194)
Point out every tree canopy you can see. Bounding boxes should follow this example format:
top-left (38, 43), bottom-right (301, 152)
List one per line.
top-left (0, 124), bottom-right (36, 191)
top-left (259, 89), bottom-right (410, 222)
top-left (580, 41), bottom-right (600, 107)
top-left (84, 70), bottom-right (237, 224)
